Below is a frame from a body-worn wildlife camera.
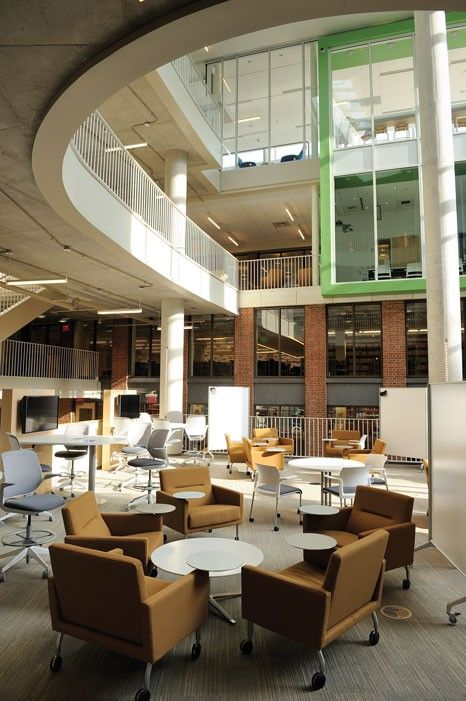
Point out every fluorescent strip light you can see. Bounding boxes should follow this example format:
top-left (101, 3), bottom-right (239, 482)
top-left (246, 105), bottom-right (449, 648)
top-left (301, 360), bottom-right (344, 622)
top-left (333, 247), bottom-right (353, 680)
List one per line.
top-left (222, 77), bottom-right (231, 94)
top-left (6, 277), bottom-right (68, 286)
top-left (97, 308), bottom-right (142, 315)
top-left (227, 235), bottom-right (239, 247)
top-left (237, 116), bottom-right (261, 124)
top-left (157, 324), bottom-right (193, 330)
top-left (125, 142), bottom-right (148, 150)
top-left (297, 228), bottom-right (305, 240)
top-left (204, 46), bottom-right (209, 52)
top-left (285, 208), bottom-right (294, 222)
top-left (207, 216), bottom-right (221, 230)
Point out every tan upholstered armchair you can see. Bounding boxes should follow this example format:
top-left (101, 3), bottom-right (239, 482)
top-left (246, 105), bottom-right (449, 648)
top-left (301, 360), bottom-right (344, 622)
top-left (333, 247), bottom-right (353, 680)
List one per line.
top-left (347, 437), bottom-right (387, 460)
top-left (242, 437), bottom-right (285, 479)
top-left (253, 427), bottom-right (294, 455)
top-left (47, 543), bottom-right (209, 700)
top-left (240, 530), bottom-right (389, 691)
top-left (156, 466), bottom-right (243, 538)
top-left (225, 433), bottom-right (247, 475)
top-left (302, 485), bottom-right (415, 589)
top-left (61, 491), bottom-right (163, 574)
top-left (323, 429), bottom-right (360, 457)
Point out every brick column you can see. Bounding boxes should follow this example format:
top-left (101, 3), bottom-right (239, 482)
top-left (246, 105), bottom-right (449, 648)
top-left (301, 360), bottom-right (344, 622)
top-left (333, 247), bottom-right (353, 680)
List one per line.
top-left (111, 320), bottom-right (129, 390)
top-left (382, 301), bottom-right (406, 387)
top-left (304, 304), bottom-right (327, 418)
top-left (58, 398), bottom-right (74, 424)
top-left (234, 308), bottom-right (255, 414)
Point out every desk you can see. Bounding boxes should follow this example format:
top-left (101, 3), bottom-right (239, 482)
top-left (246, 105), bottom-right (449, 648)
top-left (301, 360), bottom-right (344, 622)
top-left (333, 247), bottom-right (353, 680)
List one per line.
top-left (151, 536), bottom-right (263, 624)
top-left (288, 457), bottom-right (364, 505)
top-left (20, 434), bottom-right (127, 491)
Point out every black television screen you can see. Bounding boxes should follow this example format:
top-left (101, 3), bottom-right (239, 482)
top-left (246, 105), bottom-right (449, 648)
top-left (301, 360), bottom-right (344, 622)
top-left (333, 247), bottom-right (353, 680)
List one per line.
top-left (119, 394), bottom-right (141, 419)
top-left (20, 395), bottom-right (59, 434)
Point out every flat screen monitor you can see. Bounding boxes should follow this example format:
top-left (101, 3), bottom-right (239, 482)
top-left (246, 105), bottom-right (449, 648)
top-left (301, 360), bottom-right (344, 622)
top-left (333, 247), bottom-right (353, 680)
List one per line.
top-left (119, 394), bottom-right (141, 419)
top-left (20, 395), bottom-right (59, 434)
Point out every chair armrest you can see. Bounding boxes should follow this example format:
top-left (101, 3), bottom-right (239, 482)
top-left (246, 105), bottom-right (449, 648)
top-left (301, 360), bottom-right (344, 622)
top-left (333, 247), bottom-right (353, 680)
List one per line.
top-left (0, 482), bottom-right (14, 501)
top-left (64, 535), bottom-right (148, 569)
top-left (212, 484), bottom-right (243, 508)
top-left (102, 512), bottom-right (162, 535)
top-left (142, 570), bottom-right (209, 661)
top-left (156, 490), bottom-right (189, 533)
top-left (278, 438), bottom-right (293, 447)
top-left (346, 449), bottom-right (371, 457)
top-left (303, 507), bottom-right (351, 532)
top-left (359, 522), bottom-right (415, 570)
top-left (241, 565), bottom-right (330, 649)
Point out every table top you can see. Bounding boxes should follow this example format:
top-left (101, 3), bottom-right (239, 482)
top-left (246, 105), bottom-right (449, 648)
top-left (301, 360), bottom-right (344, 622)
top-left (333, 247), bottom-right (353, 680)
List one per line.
top-left (20, 434), bottom-right (127, 446)
top-left (288, 457), bottom-right (364, 472)
top-left (173, 490), bottom-right (205, 499)
top-left (186, 550), bottom-right (243, 572)
top-left (151, 536), bottom-right (263, 577)
top-left (299, 504), bottom-right (339, 516)
top-left (134, 503), bottom-right (176, 514)
top-left (287, 533), bottom-right (337, 550)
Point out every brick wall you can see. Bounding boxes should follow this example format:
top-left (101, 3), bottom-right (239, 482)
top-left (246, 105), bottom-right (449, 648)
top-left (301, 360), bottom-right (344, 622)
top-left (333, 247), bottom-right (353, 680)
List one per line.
top-left (234, 308), bottom-right (255, 414)
top-left (304, 304), bottom-right (327, 418)
top-left (58, 398), bottom-right (74, 424)
top-left (382, 300), bottom-right (406, 387)
top-left (111, 320), bottom-right (129, 390)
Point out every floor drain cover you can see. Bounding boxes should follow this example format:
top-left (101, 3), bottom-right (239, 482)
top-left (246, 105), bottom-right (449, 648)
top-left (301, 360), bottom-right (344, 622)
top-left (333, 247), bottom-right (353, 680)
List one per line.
top-left (381, 605), bottom-right (412, 620)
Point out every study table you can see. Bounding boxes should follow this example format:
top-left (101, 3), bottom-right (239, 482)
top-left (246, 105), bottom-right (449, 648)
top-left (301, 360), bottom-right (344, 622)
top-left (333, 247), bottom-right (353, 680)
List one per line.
top-left (288, 457), bottom-right (365, 505)
top-left (20, 434), bottom-right (127, 491)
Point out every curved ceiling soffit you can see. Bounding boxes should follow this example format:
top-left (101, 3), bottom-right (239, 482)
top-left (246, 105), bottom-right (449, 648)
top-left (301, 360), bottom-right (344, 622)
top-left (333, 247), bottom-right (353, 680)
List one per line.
top-left (32, 0), bottom-right (463, 234)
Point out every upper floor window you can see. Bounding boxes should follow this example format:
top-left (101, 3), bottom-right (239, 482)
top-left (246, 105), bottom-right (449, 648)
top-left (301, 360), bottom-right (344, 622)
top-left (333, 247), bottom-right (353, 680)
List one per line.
top-left (327, 303), bottom-right (381, 377)
top-left (191, 315), bottom-right (234, 377)
top-left (406, 300), bottom-right (427, 377)
top-left (448, 25), bottom-right (466, 133)
top-left (256, 307), bottom-right (304, 377)
top-left (133, 324), bottom-right (160, 377)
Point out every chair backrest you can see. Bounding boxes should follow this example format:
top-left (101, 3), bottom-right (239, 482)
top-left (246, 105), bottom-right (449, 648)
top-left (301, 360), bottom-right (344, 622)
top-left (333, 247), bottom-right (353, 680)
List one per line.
top-left (166, 410), bottom-right (183, 423)
top-left (346, 485), bottom-right (414, 535)
top-left (365, 454), bottom-right (388, 470)
top-left (378, 263), bottom-right (392, 279)
top-left (331, 429), bottom-right (360, 442)
top-left (338, 465), bottom-right (370, 490)
top-left (1, 449), bottom-right (43, 500)
top-left (147, 428), bottom-right (170, 456)
top-left (185, 415), bottom-right (207, 439)
top-left (253, 427), bottom-right (278, 440)
top-left (61, 490), bottom-right (111, 537)
top-left (127, 421), bottom-right (152, 447)
top-left (255, 463), bottom-right (281, 492)
top-left (358, 434), bottom-right (368, 449)
top-left (406, 262), bottom-right (422, 277)
top-left (49, 543), bottom-right (146, 645)
top-left (371, 438), bottom-right (386, 454)
top-left (6, 433), bottom-right (21, 450)
top-left (63, 423), bottom-right (89, 449)
top-left (159, 465), bottom-right (213, 505)
top-left (323, 530), bottom-right (389, 628)
top-left (225, 433), bottom-right (233, 451)
top-left (138, 412), bottom-right (153, 424)
top-left (242, 437), bottom-right (253, 467)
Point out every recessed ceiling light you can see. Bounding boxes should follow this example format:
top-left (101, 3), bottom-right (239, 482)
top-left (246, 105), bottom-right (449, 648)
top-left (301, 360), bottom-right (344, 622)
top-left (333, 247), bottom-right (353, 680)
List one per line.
top-left (227, 235), bottom-right (239, 246)
top-left (285, 207), bottom-right (295, 222)
top-left (207, 216), bottom-right (221, 230)
top-left (6, 277), bottom-right (68, 286)
top-left (204, 46), bottom-right (209, 52)
top-left (97, 308), bottom-right (143, 315)
top-left (297, 228), bottom-right (305, 240)
top-left (237, 116), bottom-right (261, 124)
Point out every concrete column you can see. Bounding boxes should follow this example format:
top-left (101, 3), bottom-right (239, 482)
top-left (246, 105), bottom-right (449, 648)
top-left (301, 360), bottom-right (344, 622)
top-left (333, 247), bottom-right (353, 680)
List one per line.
top-left (311, 183), bottom-right (319, 286)
top-left (159, 298), bottom-right (184, 419)
top-left (164, 149), bottom-right (188, 253)
top-left (415, 12), bottom-right (462, 382)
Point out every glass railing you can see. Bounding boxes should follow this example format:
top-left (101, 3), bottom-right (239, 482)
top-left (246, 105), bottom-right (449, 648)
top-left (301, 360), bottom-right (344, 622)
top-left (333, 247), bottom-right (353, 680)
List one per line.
top-left (171, 55), bottom-right (222, 137)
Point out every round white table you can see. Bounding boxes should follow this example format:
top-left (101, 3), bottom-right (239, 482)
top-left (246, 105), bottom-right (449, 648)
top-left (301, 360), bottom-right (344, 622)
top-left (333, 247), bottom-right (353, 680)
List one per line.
top-left (288, 457), bottom-right (364, 505)
top-left (287, 533), bottom-right (337, 550)
top-left (173, 490), bottom-right (205, 499)
top-left (134, 503), bottom-right (176, 515)
top-left (299, 504), bottom-right (339, 516)
top-left (151, 536), bottom-right (263, 625)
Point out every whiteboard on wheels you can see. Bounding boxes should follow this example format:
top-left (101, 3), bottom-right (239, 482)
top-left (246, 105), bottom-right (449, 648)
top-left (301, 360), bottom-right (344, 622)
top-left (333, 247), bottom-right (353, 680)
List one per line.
top-left (207, 386), bottom-right (250, 451)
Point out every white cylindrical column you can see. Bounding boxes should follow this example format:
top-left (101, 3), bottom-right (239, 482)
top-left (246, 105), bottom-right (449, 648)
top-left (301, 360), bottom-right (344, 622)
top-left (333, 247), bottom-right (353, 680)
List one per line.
top-left (311, 183), bottom-right (319, 286)
top-left (415, 11), bottom-right (462, 383)
top-left (159, 298), bottom-right (184, 419)
top-left (164, 150), bottom-right (188, 253)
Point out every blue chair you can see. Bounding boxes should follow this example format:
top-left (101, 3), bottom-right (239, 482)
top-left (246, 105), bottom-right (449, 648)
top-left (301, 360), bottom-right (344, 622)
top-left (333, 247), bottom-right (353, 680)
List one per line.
top-left (238, 157), bottom-right (256, 168)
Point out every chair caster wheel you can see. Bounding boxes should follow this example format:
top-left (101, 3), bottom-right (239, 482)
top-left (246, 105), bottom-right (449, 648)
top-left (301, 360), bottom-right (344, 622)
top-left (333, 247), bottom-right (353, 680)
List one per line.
top-left (70, 493), bottom-right (75, 499)
top-left (42, 569), bottom-right (49, 579)
top-left (0, 573), bottom-right (5, 583)
top-left (273, 526), bottom-right (279, 532)
top-left (163, 534), bottom-right (168, 544)
top-left (50, 655), bottom-right (62, 673)
top-left (191, 642), bottom-right (201, 660)
top-left (448, 613), bottom-right (460, 625)
top-left (249, 518), bottom-right (254, 523)
top-left (311, 672), bottom-right (326, 691)
top-left (240, 639), bottom-right (253, 655)
top-left (135, 688), bottom-right (150, 701)
top-left (402, 578), bottom-right (410, 590)
top-left (369, 630), bottom-right (379, 646)
top-left (49, 516), bottom-right (54, 522)
top-left (277, 513), bottom-right (281, 518)
top-left (150, 566), bottom-right (158, 578)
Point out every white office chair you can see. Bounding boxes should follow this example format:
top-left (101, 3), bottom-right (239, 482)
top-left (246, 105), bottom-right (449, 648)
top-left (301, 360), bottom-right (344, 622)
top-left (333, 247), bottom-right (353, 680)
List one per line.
top-left (127, 428), bottom-right (170, 507)
top-left (114, 421), bottom-right (152, 489)
top-left (55, 424), bottom-right (90, 498)
top-left (377, 263), bottom-right (392, 280)
top-left (184, 415), bottom-right (213, 465)
top-left (406, 262), bottom-right (422, 278)
top-left (0, 449), bottom-right (65, 582)
top-left (367, 454), bottom-right (389, 489)
top-left (322, 465), bottom-right (370, 507)
top-left (249, 464), bottom-right (302, 531)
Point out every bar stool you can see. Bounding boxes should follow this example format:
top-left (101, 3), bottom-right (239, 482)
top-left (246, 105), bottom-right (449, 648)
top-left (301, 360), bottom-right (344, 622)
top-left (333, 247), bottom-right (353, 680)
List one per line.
top-left (55, 424), bottom-right (89, 498)
top-left (127, 429), bottom-right (170, 508)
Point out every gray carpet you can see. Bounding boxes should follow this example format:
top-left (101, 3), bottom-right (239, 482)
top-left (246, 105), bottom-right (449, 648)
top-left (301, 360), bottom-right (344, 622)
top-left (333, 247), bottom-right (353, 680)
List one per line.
top-left (0, 460), bottom-right (465, 701)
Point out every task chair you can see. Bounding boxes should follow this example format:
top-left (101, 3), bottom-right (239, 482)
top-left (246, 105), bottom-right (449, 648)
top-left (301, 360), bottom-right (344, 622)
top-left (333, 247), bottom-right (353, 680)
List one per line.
top-left (61, 490), bottom-right (163, 574)
top-left (127, 428), bottom-right (170, 509)
top-left (322, 464), bottom-right (371, 507)
top-left (114, 420), bottom-right (152, 490)
top-left (240, 530), bottom-right (389, 691)
top-left (225, 433), bottom-right (247, 475)
top-left (156, 466), bottom-right (243, 538)
top-left (301, 485), bottom-right (415, 589)
top-left (55, 423), bottom-right (89, 497)
top-left (249, 464), bottom-right (302, 531)
top-left (47, 543), bottom-right (209, 701)
top-left (0, 449), bottom-right (65, 582)
top-left (366, 454), bottom-right (389, 489)
top-left (184, 415), bottom-right (213, 465)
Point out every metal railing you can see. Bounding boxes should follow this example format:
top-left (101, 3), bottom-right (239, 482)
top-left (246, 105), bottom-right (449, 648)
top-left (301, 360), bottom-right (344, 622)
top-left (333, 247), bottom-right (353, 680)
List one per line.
top-left (239, 254), bottom-right (313, 291)
top-left (0, 274), bottom-right (42, 315)
top-left (171, 55), bottom-right (222, 137)
top-left (0, 340), bottom-right (99, 380)
top-left (72, 112), bottom-right (238, 287)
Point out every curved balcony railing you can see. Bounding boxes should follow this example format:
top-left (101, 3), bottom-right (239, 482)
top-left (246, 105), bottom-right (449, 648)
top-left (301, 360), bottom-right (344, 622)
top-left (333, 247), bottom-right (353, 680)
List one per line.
top-left (171, 54), bottom-right (222, 137)
top-left (239, 254), bottom-right (313, 290)
top-left (72, 112), bottom-right (237, 287)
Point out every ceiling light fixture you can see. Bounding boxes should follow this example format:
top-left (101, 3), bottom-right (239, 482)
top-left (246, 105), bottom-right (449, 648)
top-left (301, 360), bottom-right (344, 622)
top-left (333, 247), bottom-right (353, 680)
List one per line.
top-left (207, 216), bottom-right (221, 230)
top-left (97, 308), bottom-right (143, 315)
top-left (237, 116), bottom-right (261, 124)
top-left (297, 228), bottom-right (305, 240)
top-left (6, 277), bottom-right (68, 286)
top-left (285, 207), bottom-right (295, 222)
top-left (204, 46), bottom-right (209, 52)
top-left (157, 324), bottom-right (193, 330)
top-left (105, 142), bottom-right (148, 153)
top-left (227, 235), bottom-right (239, 246)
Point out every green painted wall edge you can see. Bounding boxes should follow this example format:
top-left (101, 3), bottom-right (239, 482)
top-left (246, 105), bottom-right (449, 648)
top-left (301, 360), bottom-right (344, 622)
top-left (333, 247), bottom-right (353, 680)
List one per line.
top-left (321, 276), bottom-right (466, 297)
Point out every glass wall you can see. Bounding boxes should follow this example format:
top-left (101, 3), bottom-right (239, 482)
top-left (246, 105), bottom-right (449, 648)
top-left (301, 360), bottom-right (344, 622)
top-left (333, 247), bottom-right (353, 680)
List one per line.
top-left (256, 307), bottom-right (304, 376)
top-left (327, 303), bottom-right (381, 376)
top-left (191, 315), bottom-right (234, 377)
top-left (456, 162), bottom-right (466, 266)
top-left (334, 173), bottom-right (374, 282)
top-left (133, 324), bottom-right (160, 377)
top-left (448, 25), bottom-right (466, 133)
top-left (406, 301), bottom-right (427, 377)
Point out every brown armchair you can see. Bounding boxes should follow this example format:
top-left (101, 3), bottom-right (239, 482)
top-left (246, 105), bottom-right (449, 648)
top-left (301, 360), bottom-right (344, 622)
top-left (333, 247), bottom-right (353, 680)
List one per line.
top-left (302, 485), bottom-right (415, 589)
top-left (347, 437), bottom-right (387, 460)
top-left (240, 530), bottom-right (389, 691)
top-left (48, 543), bottom-right (209, 700)
top-left (156, 466), bottom-right (243, 538)
top-left (253, 427), bottom-right (294, 455)
top-left (323, 429), bottom-right (360, 457)
top-left (225, 433), bottom-right (247, 475)
top-left (61, 491), bottom-right (163, 574)
top-left (242, 437), bottom-right (285, 479)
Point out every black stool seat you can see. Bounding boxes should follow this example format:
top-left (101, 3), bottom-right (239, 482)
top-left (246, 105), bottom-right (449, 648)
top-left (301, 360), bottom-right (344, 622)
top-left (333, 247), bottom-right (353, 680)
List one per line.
top-left (55, 450), bottom-right (87, 459)
top-left (127, 457), bottom-right (166, 469)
